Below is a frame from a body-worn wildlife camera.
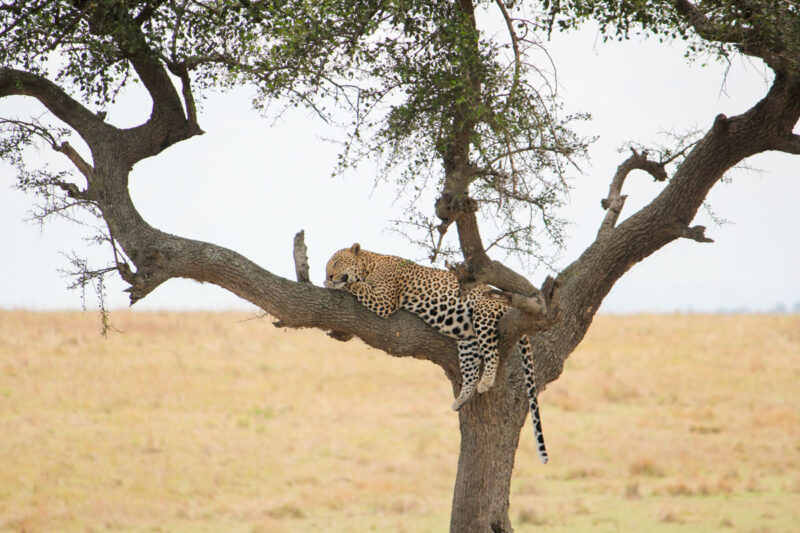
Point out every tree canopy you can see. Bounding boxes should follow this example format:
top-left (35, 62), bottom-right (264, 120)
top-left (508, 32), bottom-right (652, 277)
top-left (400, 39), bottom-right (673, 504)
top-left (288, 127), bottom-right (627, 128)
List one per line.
top-left (2, 1), bottom-right (595, 262)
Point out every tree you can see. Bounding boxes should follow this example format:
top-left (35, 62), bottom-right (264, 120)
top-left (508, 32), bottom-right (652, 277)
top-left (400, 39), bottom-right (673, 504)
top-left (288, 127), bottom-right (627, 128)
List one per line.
top-left (2, 1), bottom-right (798, 531)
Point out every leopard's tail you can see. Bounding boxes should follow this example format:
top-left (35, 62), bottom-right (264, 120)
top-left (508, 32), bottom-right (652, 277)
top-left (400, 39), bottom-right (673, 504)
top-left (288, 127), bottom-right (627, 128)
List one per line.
top-left (520, 337), bottom-right (548, 464)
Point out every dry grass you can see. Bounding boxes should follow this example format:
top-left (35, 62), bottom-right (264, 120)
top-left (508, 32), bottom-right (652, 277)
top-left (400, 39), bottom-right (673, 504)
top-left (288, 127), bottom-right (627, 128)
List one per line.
top-left (1, 311), bottom-right (798, 532)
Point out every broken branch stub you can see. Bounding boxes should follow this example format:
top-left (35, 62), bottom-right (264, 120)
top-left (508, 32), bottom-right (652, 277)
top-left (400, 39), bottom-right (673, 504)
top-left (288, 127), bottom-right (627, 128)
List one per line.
top-left (293, 229), bottom-right (310, 283)
top-left (435, 191), bottom-right (478, 225)
top-left (446, 259), bottom-right (481, 297)
top-left (672, 223), bottom-right (714, 243)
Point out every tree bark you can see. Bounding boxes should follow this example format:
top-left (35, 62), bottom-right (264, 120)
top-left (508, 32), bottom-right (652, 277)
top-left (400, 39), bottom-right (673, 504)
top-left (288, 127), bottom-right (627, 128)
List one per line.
top-left (450, 352), bottom-right (529, 533)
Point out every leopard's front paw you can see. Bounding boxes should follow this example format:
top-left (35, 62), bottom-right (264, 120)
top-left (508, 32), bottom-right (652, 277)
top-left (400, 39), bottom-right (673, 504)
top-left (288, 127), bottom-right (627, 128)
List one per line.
top-left (451, 389), bottom-right (475, 411)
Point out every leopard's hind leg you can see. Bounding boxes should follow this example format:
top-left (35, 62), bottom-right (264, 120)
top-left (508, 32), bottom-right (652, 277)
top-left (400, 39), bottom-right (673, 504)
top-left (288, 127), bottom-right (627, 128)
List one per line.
top-left (451, 338), bottom-right (481, 411)
top-left (468, 308), bottom-right (501, 394)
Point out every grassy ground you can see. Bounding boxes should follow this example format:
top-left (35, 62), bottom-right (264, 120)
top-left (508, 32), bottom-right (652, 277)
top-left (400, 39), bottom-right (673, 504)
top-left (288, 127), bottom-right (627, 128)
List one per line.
top-left (0, 311), bottom-right (798, 532)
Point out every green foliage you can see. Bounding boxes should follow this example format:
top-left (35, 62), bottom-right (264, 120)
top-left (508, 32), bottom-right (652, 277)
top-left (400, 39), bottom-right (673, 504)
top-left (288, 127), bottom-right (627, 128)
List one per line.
top-left (266, 1), bottom-right (590, 260)
top-left (2, 1), bottom-right (594, 264)
top-left (0, 117), bottom-right (89, 224)
top-left (541, 0), bottom-right (800, 68)
top-left (3, 2), bottom-right (799, 266)
top-left (1, 1), bottom-right (283, 104)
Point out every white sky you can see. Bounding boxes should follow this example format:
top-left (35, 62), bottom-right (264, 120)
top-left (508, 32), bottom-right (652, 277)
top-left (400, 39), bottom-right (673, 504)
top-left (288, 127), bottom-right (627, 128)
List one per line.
top-left (1, 25), bottom-right (798, 313)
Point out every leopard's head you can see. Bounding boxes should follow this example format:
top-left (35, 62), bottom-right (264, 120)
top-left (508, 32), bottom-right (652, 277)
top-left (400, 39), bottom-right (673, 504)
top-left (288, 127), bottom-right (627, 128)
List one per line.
top-left (324, 243), bottom-right (366, 289)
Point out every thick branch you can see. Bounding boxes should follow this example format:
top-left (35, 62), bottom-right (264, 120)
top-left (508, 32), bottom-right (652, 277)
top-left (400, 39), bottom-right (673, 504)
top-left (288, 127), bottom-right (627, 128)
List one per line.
top-left (112, 223), bottom-right (461, 376)
top-left (446, 253), bottom-right (542, 302)
top-left (435, 173), bottom-right (541, 300)
top-left (0, 68), bottom-right (111, 146)
top-left (530, 73), bottom-right (800, 390)
top-left (211, 245), bottom-right (459, 370)
top-left (117, 53), bottom-right (201, 163)
top-left (83, 2), bottom-right (185, 124)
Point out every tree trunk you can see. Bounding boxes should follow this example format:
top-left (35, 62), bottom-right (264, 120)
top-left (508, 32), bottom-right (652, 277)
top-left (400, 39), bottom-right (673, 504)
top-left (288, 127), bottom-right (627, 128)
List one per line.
top-left (450, 350), bottom-right (529, 533)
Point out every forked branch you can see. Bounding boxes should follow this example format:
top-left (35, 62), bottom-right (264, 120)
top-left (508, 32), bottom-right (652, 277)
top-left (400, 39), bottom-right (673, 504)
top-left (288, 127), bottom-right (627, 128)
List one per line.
top-left (168, 60), bottom-right (202, 132)
top-left (597, 148), bottom-right (669, 239)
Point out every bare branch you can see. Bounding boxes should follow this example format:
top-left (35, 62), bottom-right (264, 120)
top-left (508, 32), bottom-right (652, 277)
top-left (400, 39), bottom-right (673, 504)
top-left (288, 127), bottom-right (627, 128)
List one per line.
top-left (55, 142), bottom-right (95, 184)
top-left (661, 137), bottom-right (701, 165)
top-left (484, 142), bottom-right (580, 168)
top-left (431, 223), bottom-right (450, 263)
top-left (0, 116), bottom-right (59, 144)
top-left (387, 210), bottom-right (457, 264)
top-left (597, 149), bottom-right (669, 239)
top-left (0, 117), bottom-right (95, 185)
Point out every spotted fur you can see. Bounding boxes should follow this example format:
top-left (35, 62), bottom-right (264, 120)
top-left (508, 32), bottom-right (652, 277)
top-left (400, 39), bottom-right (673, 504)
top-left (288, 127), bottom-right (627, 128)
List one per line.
top-left (325, 243), bottom-right (548, 463)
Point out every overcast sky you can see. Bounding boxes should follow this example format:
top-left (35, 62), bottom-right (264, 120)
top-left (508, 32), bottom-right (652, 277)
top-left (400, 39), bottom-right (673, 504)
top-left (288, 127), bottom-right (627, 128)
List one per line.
top-left (1, 23), bottom-right (798, 313)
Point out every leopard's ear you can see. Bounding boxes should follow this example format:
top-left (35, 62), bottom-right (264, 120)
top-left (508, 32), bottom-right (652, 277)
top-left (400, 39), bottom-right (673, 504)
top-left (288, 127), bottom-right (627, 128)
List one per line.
top-left (350, 243), bottom-right (361, 255)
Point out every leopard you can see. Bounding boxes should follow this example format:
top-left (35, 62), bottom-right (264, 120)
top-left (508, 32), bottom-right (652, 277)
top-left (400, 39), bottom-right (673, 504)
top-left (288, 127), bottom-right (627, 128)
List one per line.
top-left (324, 243), bottom-right (548, 463)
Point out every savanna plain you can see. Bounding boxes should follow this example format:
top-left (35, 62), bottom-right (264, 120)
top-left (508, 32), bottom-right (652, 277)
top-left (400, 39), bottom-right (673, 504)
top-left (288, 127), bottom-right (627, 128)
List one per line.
top-left (0, 311), bottom-right (798, 532)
